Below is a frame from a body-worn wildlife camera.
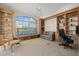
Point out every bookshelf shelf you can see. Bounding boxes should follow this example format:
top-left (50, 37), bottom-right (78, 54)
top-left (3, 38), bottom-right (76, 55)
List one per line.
top-left (0, 7), bottom-right (13, 45)
top-left (57, 8), bottom-right (79, 35)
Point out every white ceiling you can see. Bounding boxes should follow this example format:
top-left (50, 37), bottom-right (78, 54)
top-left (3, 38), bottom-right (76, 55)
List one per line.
top-left (0, 3), bottom-right (79, 19)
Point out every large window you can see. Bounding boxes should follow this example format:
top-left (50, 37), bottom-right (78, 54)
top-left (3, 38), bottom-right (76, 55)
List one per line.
top-left (16, 16), bottom-right (37, 36)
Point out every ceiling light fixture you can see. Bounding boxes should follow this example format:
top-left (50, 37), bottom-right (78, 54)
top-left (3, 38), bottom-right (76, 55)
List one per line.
top-left (36, 3), bottom-right (43, 19)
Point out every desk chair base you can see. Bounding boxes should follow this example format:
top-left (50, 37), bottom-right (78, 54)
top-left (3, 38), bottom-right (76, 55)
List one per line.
top-left (59, 43), bottom-right (74, 49)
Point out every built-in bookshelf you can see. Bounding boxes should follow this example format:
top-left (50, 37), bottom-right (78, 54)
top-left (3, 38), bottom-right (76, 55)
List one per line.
top-left (57, 8), bottom-right (79, 35)
top-left (0, 7), bottom-right (13, 45)
top-left (58, 15), bottom-right (66, 32)
top-left (43, 7), bottom-right (79, 42)
top-left (39, 18), bottom-right (44, 34)
top-left (2, 13), bottom-right (13, 39)
top-left (66, 11), bottom-right (78, 35)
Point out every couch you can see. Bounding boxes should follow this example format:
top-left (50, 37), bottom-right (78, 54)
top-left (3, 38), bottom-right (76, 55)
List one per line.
top-left (41, 31), bottom-right (55, 41)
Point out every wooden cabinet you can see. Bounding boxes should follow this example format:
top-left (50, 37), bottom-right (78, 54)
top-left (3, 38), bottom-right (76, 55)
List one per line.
top-left (55, 32), bottom-right (60, 42)
top-left (0, 7), bottom-right (13, 45)
top-left (14, 34), bottom-right (40, 41)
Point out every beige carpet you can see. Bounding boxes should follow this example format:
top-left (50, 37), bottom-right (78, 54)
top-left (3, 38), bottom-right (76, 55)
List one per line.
top-left (0, 38), bottom-right (78, 56)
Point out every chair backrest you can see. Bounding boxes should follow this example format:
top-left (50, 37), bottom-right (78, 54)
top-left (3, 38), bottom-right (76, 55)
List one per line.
top-left (59, 29), bottom-right (66, 43)
top-left (59, 29), bottom-right (65, 37)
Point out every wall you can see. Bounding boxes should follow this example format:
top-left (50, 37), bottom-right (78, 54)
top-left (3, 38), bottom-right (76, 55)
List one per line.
top-left (42, 4), bottom-right (79, 18)
top-left (55, 4), bottom-right (79, 15)
top-left (13, 11), bottom-right (40, 37)
top-left (45, 18), bottom-right (57, 32)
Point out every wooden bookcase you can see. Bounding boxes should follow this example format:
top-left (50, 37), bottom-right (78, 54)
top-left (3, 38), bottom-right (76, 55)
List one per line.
top-left (57, 7), bottom-right (79, 42)
top-left (43, 7), bottom-right (79, 42)
top-left (57, 15), bottom-right (66, 32)
top-left (0, 7), bottom-right (13, 45)
top-left (57, 8), bottom-right (79, 35)
top-left (39, 18), bottom-right (44, 34)
top-left (66, 11), bottom-right (78, 35)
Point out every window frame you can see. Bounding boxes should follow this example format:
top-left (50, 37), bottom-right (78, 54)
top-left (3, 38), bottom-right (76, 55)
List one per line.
top-left (16, 16), bottom-right (37, 36)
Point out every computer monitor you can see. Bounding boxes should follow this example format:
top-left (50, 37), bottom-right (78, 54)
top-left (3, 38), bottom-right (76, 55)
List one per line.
top-left (76, 26), bottom-right (79, 35)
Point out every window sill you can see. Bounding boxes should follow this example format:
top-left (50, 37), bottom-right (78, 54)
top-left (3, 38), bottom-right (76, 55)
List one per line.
top-left (14, 34), bottom-right (40, 38)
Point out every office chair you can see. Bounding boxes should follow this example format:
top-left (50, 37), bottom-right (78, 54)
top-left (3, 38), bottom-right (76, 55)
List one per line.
top-left (59, 29), bottom-right (74, 48)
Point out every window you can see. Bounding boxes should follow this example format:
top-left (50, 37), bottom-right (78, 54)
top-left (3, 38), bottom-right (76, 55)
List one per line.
top-left (16, 16), bottom-right (37, 36)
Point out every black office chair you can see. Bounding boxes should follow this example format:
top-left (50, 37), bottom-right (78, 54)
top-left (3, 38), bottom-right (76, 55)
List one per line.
top-left (59, 29), bottom-right (74, 48)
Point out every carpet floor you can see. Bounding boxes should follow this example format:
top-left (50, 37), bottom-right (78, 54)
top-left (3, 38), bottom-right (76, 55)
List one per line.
top-left (0, 38), bottom-right (78, 56)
